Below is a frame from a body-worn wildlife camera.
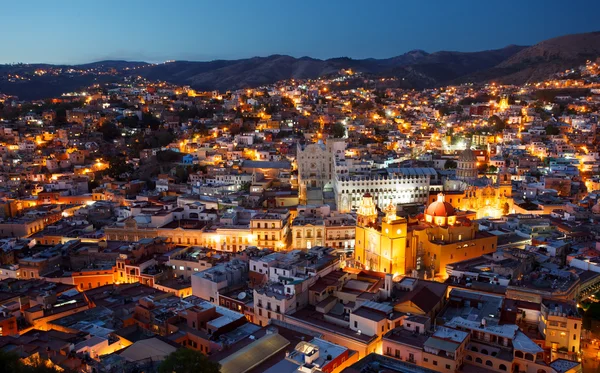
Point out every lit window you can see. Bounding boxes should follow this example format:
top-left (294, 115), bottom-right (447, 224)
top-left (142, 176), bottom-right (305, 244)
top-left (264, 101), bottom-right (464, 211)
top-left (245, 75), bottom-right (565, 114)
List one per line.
top-left (179, 266), bottom-right (185, 271)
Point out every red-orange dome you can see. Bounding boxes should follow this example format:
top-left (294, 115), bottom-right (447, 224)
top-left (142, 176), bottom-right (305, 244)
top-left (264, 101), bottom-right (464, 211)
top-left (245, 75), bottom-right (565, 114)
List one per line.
top-left (426, 194), bottom-right (456, 217)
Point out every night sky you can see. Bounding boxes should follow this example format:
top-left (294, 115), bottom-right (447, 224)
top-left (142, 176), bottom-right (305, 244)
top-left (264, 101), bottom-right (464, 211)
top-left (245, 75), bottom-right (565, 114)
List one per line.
top-left (1, 0), bottom-right (599, 64)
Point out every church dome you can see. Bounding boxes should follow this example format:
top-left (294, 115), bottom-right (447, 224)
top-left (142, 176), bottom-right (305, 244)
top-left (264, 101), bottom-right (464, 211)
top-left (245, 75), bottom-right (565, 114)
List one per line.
top-left (458, 148), bottom-right (477, 162)
top-left (425, 193), bottom-right (456, 217)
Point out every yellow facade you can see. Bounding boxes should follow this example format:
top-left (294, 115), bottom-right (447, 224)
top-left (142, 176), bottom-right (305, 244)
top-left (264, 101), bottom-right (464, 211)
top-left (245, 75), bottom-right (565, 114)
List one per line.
top-left (355, 193), bottom-right (498, 279)
top-left (355, 218), bottom-right (409, 276)
top-left (408, 225), bottom-right (497, 278)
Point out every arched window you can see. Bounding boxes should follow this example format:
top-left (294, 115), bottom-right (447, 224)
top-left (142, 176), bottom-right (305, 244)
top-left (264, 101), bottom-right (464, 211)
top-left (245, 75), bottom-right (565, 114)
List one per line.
top-left (481, 349), bottom-right (489, 355)
top-left (471, 346), bottom-right (478, 352)
top-left (525, 353), bottom-right (534, 361)
top-left (537, 370), bottom-right (545, 373)
top-left (486, 360), bottom-right (493, 367)
top-left (515, 351), bottom-right (523, 358)
top-left (499, 364), bottom-right (507, 371)
top-left (475, 358), bottom-right (482, 364)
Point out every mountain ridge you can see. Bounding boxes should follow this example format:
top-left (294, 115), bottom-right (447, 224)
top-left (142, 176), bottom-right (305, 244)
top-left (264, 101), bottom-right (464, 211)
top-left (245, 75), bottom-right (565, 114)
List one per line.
top-left (1, 31), bottom-right (599, 100)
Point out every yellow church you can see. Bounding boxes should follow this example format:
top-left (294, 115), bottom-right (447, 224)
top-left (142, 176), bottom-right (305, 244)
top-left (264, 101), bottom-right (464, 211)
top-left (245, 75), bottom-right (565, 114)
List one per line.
top-left (354, 193), bottom-right (497, 279)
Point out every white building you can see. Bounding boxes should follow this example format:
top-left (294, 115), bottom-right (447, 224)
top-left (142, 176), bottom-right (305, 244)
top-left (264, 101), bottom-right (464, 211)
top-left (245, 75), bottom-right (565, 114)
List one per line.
top-left (191, 259), bottom-right (248, 303)
top-left (335, 168), bottom-right (437, 212)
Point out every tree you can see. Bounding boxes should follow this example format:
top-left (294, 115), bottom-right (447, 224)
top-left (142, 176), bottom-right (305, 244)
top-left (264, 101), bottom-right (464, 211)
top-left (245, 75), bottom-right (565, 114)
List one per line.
top-left (106, 155), bottom-right (134, 180)
top-left (173, 166), bottom-right (189, 183)
top-left (332, 122), bottom-right (346, 138)
top-left (444, 160), bottom-right (457, 169)
top-left (240, 181), bottom-right (251, 192)
top-left (158, 348), bottom-right (220, 373)
top-left (0, 350), bottom-right (63, 373)
top-left (545, 124), bottom-right (560, 136)
top-left (0, 350), bottom-right (24, 373)
top-left (99, 121), bottom-right (121, 142)
top-left (488, 115), bottom-right (506, 132)
top-left (487, 165), bottom-right (498, 173)
top-left (142, 113), bottom-right (162, 130)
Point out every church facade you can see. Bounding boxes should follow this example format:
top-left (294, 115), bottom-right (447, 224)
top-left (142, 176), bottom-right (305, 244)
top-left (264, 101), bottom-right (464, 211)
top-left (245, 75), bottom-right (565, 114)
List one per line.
top-left (354, 193), bottom-right (497, 279)
top-left (439, 149), bottom-right (514, 219)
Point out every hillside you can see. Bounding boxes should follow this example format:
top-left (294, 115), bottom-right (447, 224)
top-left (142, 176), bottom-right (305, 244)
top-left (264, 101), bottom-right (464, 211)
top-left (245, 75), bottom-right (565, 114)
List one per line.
top-left (1, 31), bottom-right (600, 100)
top-left (458, 32), bottom-right (600, 84)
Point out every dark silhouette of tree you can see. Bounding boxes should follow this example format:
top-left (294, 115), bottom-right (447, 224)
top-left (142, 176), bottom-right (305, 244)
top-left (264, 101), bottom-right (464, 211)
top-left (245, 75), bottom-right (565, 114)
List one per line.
top-left (99, 121), bottom-right (121, 142)
top-left (142, 113), bottom-right (162, 130)
top-left (156, 150), bottom-right (183, 163)
top-left (118, 115), bottom-right (140, 128)
top-left (106, 155), bottom-right (133, 180)
top-left (332, 122), bottom-right (346, 138)
top-left (488, 115), bottom-right (506, 132)
top-left (0, 350), bottom-right (63, 373)
top-left (240, 181), bottom-right (251, 192)
top-left (158, 348), bottom-right (220, 373)
top-left (545, 124), bottom-right (560, 136)
top-left (281, 97), bottom-right (295, 108)
top-left (444, 160), bottom-right (457, 169)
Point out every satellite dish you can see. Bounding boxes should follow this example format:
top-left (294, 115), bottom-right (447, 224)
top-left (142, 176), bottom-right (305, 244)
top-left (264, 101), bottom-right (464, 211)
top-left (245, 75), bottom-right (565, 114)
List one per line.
top-left (238, 292), bottom-right (247, 300)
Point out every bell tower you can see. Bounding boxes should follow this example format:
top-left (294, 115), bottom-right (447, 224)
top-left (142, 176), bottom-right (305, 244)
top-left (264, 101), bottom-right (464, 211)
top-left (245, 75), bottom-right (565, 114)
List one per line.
top-left (384, 201), bottom-right (397, 223)
top-left (357, 193), bottom-right (377, 228)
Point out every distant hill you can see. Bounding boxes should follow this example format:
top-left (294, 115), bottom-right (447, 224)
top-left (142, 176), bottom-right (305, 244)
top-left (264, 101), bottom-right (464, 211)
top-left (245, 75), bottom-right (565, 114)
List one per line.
top-left (457, 32), bottom-right (600, 84)
top-left (1, 31), bottom-right (600, 100)
top-left (131, 45), bottom-right (528, 91)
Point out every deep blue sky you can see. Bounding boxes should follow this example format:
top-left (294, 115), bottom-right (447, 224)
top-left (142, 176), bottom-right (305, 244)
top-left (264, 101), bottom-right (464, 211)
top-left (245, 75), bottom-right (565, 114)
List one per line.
top-left (1, 0), bottom-right (599, 64)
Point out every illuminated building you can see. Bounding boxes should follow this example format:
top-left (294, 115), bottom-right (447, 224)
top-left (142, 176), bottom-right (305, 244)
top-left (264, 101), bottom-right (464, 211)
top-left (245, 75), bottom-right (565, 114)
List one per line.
top-left (250, 211), bottom-right (290, 251)
top-left (410, 194), bottom-right (497, 278)
top-left (539, 300), bottom-right (581, 357)
top-left (444, 146), bottom-right (512, 220)
top-left (297, 139), bottom-right (346, 204)
top-left (354, 193), bottom-right (497, 279)
top-left (335, 168), bottom-right (436, 213)
top-left (354, 195), bottom-right (409, 275)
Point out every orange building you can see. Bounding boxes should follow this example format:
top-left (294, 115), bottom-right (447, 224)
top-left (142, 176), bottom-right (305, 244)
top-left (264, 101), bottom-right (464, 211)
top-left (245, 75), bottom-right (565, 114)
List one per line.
top-left (408, 194), bottom-right (497, 278)
top-left (72, 268), bottom-right (116, 291)
top-left (0, 314), bottom-right (18, 336)
top-left (354, 193), bottom-right (497, 279)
